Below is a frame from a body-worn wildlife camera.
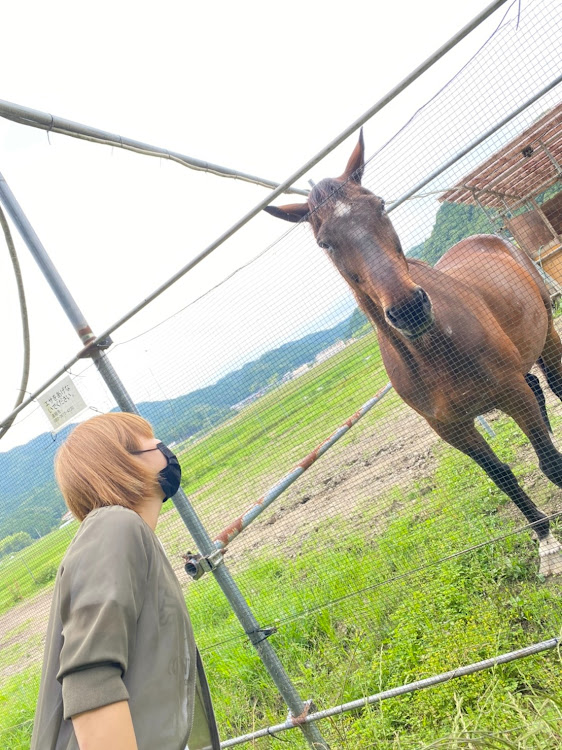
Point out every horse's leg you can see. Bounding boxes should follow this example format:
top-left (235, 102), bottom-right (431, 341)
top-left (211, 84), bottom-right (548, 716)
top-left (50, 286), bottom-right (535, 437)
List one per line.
top-left (428, 417), bottom-right (560, 576)
top-left (499, 376), bottom-right (562, 486)
top-left (525, 372), bottom-right (552, 433)
top-left (496, 376), bottom-right (562, 575)
top-left (538, 317), bottom-right (562, 402)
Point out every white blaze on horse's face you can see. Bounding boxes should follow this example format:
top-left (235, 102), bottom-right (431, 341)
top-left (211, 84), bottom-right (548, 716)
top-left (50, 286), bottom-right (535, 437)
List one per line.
top-left (333, 201), bottom-right (352, 218)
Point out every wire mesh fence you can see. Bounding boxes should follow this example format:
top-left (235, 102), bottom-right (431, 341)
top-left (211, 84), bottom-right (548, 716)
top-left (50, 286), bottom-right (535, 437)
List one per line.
top-left (2, 1), bottom-right (562, 748)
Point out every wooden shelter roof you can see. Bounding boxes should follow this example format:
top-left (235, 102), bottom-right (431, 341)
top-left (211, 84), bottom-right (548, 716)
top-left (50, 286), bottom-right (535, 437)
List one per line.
top-left (440, 102), bottom-right (562, 209)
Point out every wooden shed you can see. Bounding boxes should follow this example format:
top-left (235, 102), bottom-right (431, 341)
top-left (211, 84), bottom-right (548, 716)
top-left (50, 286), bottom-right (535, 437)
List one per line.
top-left (440, 101), bottom-right (562, 287)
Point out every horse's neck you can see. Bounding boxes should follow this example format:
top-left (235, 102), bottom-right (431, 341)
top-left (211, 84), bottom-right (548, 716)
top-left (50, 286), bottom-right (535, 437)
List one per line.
top-left (355, 291), bottom-right (385, 329)
top-left (406, 258), bottom-right (452, 292)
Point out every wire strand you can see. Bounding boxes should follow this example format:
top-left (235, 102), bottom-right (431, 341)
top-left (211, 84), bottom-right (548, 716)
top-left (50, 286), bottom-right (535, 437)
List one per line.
top-left (200, 509), bottom-right (562, 653)
top-left (0, 204), bottom-right (30, 440)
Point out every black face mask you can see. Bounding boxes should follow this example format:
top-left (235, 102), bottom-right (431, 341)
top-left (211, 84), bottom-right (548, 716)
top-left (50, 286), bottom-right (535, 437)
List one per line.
top-left (155, 442), bottom-right (182, 501)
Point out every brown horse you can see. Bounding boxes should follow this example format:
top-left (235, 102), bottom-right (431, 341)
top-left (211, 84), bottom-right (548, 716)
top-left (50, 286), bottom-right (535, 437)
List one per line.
top-left (265, 131), bottom-right (562, 576)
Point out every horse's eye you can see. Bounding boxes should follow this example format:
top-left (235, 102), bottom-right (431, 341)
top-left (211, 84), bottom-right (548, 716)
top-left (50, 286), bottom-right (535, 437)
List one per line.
top-left (348, 272), bottom-right (361, 284)
top-left (318, 240), bottom-right (332, 252)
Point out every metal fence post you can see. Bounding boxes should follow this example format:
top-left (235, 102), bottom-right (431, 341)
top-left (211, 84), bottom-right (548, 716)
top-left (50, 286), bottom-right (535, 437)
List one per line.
top-left (0, 173), bottom-right (330, 749)
top-left (173, 488), bottom-right (329, 749)
top-left (93, 351), bottom-right (330, 748)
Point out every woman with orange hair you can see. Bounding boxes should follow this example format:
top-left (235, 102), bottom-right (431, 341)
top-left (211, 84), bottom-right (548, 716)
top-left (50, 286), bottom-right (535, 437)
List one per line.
top-left (31, 412), bottom-right (219, 750)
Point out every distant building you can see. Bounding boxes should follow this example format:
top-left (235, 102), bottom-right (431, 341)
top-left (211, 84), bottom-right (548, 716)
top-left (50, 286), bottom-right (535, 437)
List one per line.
top-left (314, 340), bottom-right (346, 364)
top-left (231, 386), bottom-right (271, 412)
top-left (290, 363), bottom-right (312, 379)
top-left (59, 509), bottom-right (76, 529)
top-left (440, 102), bottom-right (562, 290)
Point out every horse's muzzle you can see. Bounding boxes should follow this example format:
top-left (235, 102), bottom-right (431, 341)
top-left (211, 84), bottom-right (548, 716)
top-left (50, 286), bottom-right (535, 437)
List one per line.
top-left (385, 287), bottom-right (434, 339)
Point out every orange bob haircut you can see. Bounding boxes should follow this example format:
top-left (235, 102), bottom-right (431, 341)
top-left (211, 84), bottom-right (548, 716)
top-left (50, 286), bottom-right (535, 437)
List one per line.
top-left (55, 412), bottom-right (159, 522)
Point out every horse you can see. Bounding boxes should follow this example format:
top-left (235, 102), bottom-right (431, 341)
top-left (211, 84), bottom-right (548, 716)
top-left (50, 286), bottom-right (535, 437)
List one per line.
top-left (265, 131), bottom-right (562, 577)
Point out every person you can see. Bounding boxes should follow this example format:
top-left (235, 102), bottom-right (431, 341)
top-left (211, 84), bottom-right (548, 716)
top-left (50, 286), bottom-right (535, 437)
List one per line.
top-left (30, 412), bottom-right (220, 750)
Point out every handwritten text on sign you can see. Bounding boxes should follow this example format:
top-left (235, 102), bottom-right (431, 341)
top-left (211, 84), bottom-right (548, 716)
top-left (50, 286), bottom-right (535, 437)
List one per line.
top-left (39, 376), bottom-right (88, 431)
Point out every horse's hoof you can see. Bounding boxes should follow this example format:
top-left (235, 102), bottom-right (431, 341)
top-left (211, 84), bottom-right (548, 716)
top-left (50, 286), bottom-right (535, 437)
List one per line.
top-left (538, 533), bottom-right (562, 576)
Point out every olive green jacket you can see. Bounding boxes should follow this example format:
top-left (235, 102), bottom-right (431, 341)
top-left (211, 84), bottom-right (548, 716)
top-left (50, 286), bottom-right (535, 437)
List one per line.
top-left (30, 506), bottom-right (219, 750)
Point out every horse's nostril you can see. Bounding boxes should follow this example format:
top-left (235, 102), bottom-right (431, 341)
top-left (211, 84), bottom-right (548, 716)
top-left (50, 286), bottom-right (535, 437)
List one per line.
top-left (385, 288), bottom-right (433, 332)
top-left (416, 288), bottom-right (428, 305)
top-left (385, 306), bottom-right (399, 326)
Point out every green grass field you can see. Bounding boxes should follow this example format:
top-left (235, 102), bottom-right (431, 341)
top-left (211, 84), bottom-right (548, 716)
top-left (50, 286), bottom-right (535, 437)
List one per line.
top-left (0, 522), bottom-right (78, 615)
top-left (2, 331), bottom-right (562, 748)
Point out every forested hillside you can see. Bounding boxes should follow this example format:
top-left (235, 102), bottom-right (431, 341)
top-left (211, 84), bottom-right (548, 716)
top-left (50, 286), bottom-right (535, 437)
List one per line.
top-left (346, 306), bottom-right (369, 337)
top-left (139, 318), bottom-right (352, 444)
top-left (408, 201), bottom-right (493, 265)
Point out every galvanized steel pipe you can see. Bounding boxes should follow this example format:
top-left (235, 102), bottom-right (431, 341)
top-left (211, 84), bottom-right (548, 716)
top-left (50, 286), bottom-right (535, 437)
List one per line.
top-left (0, 170), bottom-right (330, 750)
top-left (0, 172), bottom-right (96, 348)
top-left (0, 99), bottom-right (309, 197)
top-left (213, 383), bottom-right (393, 550)
top-left (217, 638), bottom-right (560, 747)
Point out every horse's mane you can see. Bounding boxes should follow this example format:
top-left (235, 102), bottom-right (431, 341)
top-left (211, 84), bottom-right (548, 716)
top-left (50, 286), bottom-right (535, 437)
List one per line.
top-left (309, 179), bottom-right (346, 212)
top-left (406, 257), bottom-right (431, 269)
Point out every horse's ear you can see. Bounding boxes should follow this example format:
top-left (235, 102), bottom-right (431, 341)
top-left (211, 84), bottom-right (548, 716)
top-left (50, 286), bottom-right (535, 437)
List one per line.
top-left (342, 128), bottom-right (365, 184)
top-left (264, 203), bottom-right (310, 223)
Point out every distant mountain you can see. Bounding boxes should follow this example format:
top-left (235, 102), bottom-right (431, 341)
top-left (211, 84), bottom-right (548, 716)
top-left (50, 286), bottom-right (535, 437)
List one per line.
top-left (0, 313), bottom-right (353, 541)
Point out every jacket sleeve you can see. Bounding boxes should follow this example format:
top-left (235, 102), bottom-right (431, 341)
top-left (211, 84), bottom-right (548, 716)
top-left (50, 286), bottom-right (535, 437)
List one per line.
top-left (56, 507), bottom-right (151, 719)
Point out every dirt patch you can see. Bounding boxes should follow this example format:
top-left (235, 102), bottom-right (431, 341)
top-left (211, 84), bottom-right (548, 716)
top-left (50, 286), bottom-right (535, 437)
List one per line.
top-left (0, 588), bottom-right (53, 679)
top-left (189, 340), bottom-right (562, 573)
top-left (220, 406), bottom-right (440, 566)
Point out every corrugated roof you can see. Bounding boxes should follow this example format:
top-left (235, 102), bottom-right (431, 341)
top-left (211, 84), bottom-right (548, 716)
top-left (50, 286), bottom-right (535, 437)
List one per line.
top-left (439, 102), bottom-right (562, 209)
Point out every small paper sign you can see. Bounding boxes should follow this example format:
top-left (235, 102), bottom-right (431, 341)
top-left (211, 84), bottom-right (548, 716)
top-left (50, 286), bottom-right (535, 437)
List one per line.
top-left (39, 376), bottom-right (88, 431)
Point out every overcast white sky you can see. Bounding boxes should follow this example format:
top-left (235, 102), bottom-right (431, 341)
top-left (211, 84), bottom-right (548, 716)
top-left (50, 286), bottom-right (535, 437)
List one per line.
top-left (0, 0), bottom-right (555, 451)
